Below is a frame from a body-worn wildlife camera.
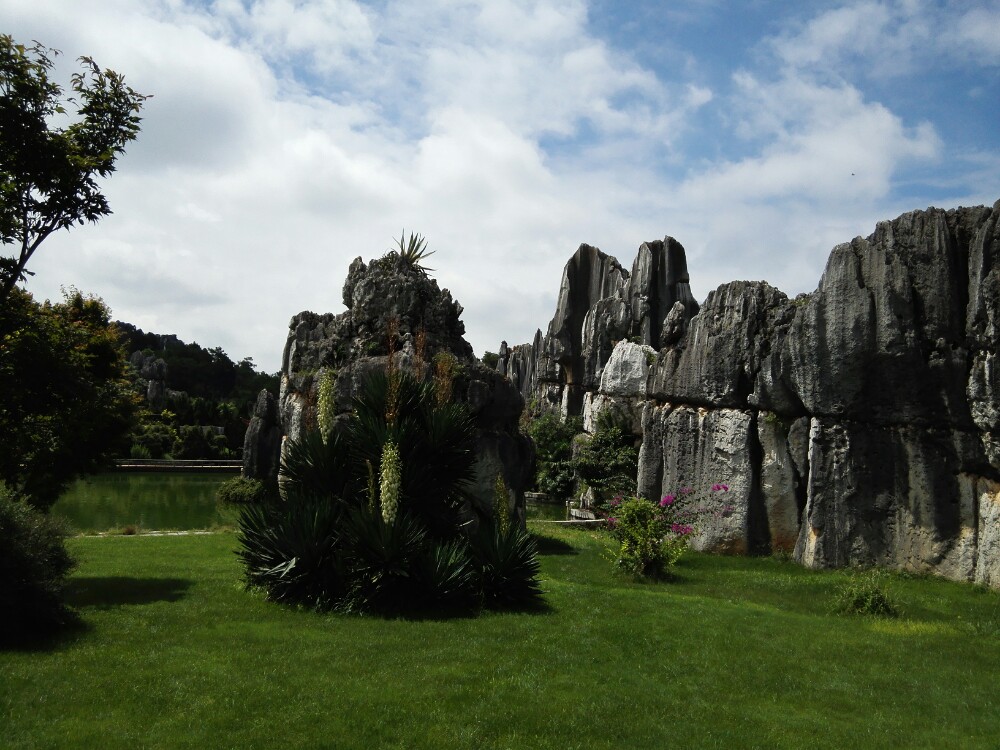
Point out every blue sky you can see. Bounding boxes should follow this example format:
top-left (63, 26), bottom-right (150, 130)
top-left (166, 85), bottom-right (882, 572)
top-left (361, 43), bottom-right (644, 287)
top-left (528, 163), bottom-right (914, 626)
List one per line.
top-left (4, 0), bottom-right (999, 372)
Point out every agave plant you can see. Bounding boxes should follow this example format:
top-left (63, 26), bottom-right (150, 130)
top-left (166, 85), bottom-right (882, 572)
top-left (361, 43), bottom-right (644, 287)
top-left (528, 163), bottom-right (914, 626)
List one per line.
top-left (393, 230), bottom-right (435, 274)
top-left (236, 492), bottom-right (348, 610)
top-left (467, 522), bottom-right (544, 610)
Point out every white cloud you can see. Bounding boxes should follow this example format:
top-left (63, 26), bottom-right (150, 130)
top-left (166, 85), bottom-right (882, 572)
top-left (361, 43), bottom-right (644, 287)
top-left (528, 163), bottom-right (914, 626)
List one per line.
top-left (4, 0), bottom-right (995, 375)
top-left (770, 0), bottom-right (1000, 79)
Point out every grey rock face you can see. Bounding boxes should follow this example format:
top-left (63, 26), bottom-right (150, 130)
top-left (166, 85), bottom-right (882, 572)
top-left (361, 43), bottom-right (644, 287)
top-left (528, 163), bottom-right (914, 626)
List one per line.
top-left (499, 237), bottom-right (700, 415)
top-left (128, 351), bottom-right (169, 410)
top-left (503, 200), bottom-right (1000, 587)
top-left (242, 389), bottom-right (282, 481)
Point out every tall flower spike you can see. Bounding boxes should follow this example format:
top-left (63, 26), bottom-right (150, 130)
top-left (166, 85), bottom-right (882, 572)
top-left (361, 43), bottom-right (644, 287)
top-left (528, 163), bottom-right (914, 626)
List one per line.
top-left (494, 472), bottom-right (511, 536)
top-left (379, 440), bottom-right (402, 525)
top-left (317, 368), bottom-right (336, 443)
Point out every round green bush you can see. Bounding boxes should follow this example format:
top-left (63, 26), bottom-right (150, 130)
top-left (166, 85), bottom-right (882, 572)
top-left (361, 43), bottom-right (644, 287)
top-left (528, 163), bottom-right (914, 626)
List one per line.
top-left (0, 486), bottom-right (77, 642)
top-left (216, 476), bottom-right (269, 505)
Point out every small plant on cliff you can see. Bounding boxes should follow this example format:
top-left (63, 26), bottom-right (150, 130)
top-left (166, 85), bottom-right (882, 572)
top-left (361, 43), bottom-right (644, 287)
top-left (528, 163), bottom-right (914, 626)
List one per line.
top-left (392, 230), bottom-right (435, 274)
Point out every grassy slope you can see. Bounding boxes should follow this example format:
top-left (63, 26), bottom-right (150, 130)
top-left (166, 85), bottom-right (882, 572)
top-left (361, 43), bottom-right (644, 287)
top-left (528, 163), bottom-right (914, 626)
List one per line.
top-left (2, 527), bottom-right (999, 749)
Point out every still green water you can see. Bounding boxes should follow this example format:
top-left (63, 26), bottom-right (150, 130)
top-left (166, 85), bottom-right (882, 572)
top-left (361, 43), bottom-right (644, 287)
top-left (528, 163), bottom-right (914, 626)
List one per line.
top-left (51, 472), bottom-right (237, 532)
top-left (52, 472), bottom-right (569, 532)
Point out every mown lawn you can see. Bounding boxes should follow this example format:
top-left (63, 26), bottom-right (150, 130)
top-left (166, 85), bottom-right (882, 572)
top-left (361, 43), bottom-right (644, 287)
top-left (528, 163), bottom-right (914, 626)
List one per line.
top-left (2, 525), bottom-right (999, 749)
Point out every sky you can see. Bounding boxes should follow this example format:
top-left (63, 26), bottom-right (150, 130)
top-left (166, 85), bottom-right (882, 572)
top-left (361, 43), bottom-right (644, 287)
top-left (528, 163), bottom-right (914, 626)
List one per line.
top-left (5, 0), bottom-right (999, 373)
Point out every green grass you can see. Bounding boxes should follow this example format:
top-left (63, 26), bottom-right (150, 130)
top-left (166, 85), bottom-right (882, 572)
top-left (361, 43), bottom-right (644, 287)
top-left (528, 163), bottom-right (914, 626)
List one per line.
top-left (2, 525), bottom-right (999, 749)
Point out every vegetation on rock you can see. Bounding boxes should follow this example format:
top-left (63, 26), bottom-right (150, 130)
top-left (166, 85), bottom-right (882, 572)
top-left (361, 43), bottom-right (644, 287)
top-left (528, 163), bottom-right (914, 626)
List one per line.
top-left (527, 412), bottom-right (582, 499)
top-left (237, 369), bottom-right (543, 616)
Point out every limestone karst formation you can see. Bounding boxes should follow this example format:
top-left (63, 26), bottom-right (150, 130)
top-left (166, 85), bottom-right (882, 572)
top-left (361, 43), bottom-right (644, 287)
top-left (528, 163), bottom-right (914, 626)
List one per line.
top-left (243, 250), bottom-right (533, 525)
top-left (498, 201), bottom-right (1000, 587)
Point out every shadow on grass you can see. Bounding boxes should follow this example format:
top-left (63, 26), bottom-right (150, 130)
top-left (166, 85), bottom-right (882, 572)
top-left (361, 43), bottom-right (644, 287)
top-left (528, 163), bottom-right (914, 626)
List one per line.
top-left (66, 576), bottom-right (194, 609)
top-left (1, 612), bottom-right (90, 653)
top-left (531, 533), bottom-right (578, 556)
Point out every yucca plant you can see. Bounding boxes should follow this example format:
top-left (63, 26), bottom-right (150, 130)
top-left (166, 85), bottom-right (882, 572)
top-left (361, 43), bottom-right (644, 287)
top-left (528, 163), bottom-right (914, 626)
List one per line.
top-left (278, 430), bottom-right (354, 502)
top-left (347, 370), bottom-right (477, 539)
top-left (410, 538), bottom-right (479, 613)
top-left (236, 491), bottom-right (348, 610)
top-left (337, 507), bottom-right (429, 614)
top-left (468, 522), bottom-right (544, 610)
top-left (392, 230), bottom-right (435, 274)
top-left (236, 365), bottom-right (542, 617)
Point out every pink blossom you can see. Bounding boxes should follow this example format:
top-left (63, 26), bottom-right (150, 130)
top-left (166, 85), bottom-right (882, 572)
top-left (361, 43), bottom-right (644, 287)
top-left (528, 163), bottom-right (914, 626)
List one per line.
top-left (660, 494), bottom-right (676, 507)
top-left (711, 483), bottom-right (730, 492)
top-left (681, 487), bottom-right (693, 494)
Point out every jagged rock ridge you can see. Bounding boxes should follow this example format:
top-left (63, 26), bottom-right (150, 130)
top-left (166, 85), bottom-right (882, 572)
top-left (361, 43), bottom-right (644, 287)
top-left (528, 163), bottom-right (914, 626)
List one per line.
top-left (244, 251), bottom-right (533, 524)
top-left (500, 203), bottom-right (1000, 587)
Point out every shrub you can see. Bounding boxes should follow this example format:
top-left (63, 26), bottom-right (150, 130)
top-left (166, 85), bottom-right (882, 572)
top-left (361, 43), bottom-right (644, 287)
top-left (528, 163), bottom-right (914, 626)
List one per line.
top-left (468, 522), bottom-right (544, 610)
top-left (606, 490), bottom-right (704, 580)
top-left (527, 412), bottom-right (581, 499)
top-left (216, 476), bottom-right (269, 505)
top-left (129, 443), bottom-right (152, 460)
top-left (0, 485), bottom-right (77, 642)
top-left (237, 492), bottom-right (347, 610)
top-left (572, 416), bottom-right (638, 503)
top-left (236, 368), bottom-right (542, 617)
top-left (833, 568), bottom-right (900, 618)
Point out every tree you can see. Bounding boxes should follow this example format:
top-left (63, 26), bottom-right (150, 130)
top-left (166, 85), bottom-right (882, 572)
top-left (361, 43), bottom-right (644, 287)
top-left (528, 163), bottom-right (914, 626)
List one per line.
top-left (0, 35), bottom-right (149, 303)
top-left (0, 288), bottom-right (137, 511)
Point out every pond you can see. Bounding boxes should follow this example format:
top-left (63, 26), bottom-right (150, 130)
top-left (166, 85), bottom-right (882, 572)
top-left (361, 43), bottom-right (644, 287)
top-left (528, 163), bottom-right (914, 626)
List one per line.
top-left (51, 472), bottom-right (571, 532)
top-left (51, 472), bottom-right (238, 533)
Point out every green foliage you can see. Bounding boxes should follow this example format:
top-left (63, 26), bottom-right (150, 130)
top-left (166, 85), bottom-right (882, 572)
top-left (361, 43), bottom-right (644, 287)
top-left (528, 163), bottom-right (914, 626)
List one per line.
top-left (129, 443), bottom-right (152, 460)
top-left (571, 419), bottom-right (638, 501)
top-left (467, 522), bottom-right (544, 609)
top-left (833, 568), bottom-right (900, 618)
top-left (0, 484), bottom-right (77, 642)
top-left (607, 495), bottom-right (696, 580)
top-left (237, 492), bottom-right (347, 610)
top-left (392, 229), bottom-right (434, 274)
top-left (278, 430), bottom-right (352, 501)
top-left (346, 370), bottom-right (477, 538)
top-left (172, 425), bottom-right (231, 460)
top-left (117, 323), bottom-right (280, 459)
top-left (0, 288), bottom-right (137, 510)
top-left (0, 35), bottom-right (149, 303)
top-left (216, 477), bottom-right (269, 506)
top-left (237, 369), bottom-right (543, 616)
top-left (527, 412), bottom-right (582, 498)
top-left (481, 351), bottom-right (499, 369)
top-left (129, 416), bottom-right (178, 459)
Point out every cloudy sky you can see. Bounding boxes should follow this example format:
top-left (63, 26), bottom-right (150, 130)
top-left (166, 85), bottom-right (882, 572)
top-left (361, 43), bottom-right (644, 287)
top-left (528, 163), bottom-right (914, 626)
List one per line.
top-left (5, 0), bottom-right (999, 372)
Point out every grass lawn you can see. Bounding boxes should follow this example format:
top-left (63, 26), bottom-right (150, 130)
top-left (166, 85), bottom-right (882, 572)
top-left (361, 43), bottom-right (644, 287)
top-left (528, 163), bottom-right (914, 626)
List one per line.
top-left (2, 525), bottom-right (999, 749)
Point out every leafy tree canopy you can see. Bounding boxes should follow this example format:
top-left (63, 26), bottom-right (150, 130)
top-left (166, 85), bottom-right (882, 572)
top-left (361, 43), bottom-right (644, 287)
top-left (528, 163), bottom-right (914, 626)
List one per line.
top-left (0, 35), bottom-right (149, 303)
top-left (0, 288), bottom-right (137, 510)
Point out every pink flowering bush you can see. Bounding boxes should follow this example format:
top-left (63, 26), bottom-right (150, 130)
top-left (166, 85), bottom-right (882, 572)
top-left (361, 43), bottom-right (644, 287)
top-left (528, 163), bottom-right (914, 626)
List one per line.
top-left (605, 484), bottom-right (730, 580)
